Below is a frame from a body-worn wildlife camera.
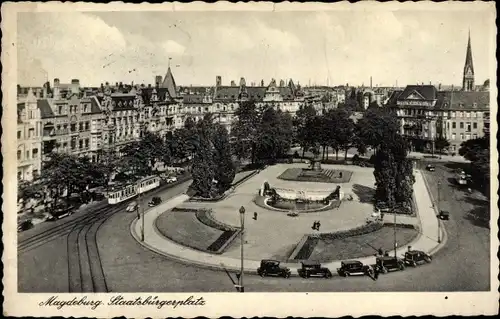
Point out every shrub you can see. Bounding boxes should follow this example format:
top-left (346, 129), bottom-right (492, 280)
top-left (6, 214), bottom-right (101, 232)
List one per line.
top-left (352, 154), bottom-right (360, 163)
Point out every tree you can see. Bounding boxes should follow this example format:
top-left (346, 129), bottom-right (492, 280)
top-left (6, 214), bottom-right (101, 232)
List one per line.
top-left (324, 109), bottom-right (355, 160)
top-left (212, 124), bottom-right (235, 193)
top-left (231, 100), bottom-right (261, 163)
top-left (189, 115), bottom-right (216, 198)
top-left (294, 104), bottom-right (317, 157)
top-left (356, 107), bottom-right (399, 153)
top-left (434, 136), bottom-right (450, 155)
top-left (459, 136), bottom-right (490, 194)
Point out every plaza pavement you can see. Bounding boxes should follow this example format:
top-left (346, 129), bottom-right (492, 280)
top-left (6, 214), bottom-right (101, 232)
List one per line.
top-left (131, 167), bottom-right (446, 277)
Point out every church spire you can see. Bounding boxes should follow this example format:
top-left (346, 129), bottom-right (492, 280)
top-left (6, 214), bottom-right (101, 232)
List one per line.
top-left (462, 30), bottom-right (475, 92)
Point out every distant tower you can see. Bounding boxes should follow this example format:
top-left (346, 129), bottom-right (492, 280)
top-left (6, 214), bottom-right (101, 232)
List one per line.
top-left (216, 76), bottom-right (222, 87)
top-left (462, 30), bottom-right (475, 92)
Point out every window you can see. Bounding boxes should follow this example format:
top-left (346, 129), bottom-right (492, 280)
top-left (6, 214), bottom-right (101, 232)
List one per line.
top-left (17, 131), bottom-right (21, 139)
top-left (18, 171), bottom-right (22, 180)
top-left (465, 133), bottom-right (471, 140)
top-left (79, 140), bottom-right (83, 149)
top-left (473, 134), bottom-right (478, 139)
top-left (459, 122), bottom-right (464, 129)
top-left (460, 133), bottom-right (464, 140)
top-left (450, 111), bottom-right (455, 118)
top-left (472, 111), bottom-right (476, 118)
top-left (71, 138), bottom-right (76, 150)
top-left (452, 122), bottom-right (456, 129)
top-left (63, 142), bottom-right (68, 148)
top-left (33, 148), bottom-right (38, 158)
top-left (473, 122), bottom-right (477, 129)
top-left (85, 139), bottom-right (89, 148)
top-left (29, 128), bottom-right (34, 138)
top-left (466, 123), bottom-right (471, 132)
top-left (70, 123), bottom-right (76, 132)
top-left (465, 112), bottom-right (470, 118)
top-left (17, 150), bottom-right (21, 160)
top-left (79, 123), bottom-right (83, 131)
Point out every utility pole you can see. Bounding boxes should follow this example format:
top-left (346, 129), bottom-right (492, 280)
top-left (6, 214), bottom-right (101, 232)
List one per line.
top-left (394, 208), bottom-right (397, 258)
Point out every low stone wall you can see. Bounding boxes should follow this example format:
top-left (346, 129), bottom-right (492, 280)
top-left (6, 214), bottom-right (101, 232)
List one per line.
top-left (195, 209), bottom-right (240, 232)
top-left (274, 187), bottom-right (340, 201)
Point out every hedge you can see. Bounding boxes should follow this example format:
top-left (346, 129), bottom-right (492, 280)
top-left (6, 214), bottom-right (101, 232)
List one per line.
top-left (313, 220), bottom-right (384, 240)
top-left (207, 230), bottom-right (238, 252)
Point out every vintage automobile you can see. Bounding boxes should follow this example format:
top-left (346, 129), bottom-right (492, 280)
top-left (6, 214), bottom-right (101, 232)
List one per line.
top-left (257, 260), bottom-right (291, 278)
top-left (403, 250), bottom-right (432, 267)
top-left (337, 260), bottom-right (372, 277)
top-left (166, 176), bottom-right (178, 184)
top-left (375, 256), bottom-right (405, 273)
top-left (426, 164), bottom-right (436, 171)
top-left (47, 204), bottom-right (75, 221)
top-left (439, 210), bottom-right (450, 220)
top-left (17, 220), bottom-right (34, 232)
top-left (148, 196), bottom-right (162, 207)
top-left (300, 261), bottom-right (333, 278)
top-left (126, 201), bottom-right (138, 212)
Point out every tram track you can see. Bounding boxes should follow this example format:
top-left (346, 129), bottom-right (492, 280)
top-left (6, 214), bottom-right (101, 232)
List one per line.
top-left (67, 207), bottom-right (120, 293)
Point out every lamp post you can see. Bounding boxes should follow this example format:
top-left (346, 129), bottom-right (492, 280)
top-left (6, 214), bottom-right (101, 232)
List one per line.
top-left (437, 181), bottom-right (441, 243)
top-left (239, 206), bottom-right (245, 293)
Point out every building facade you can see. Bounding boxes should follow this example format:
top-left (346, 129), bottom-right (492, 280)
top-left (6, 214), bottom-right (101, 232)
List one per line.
top-left (388, 33), bottom-right (490, 153)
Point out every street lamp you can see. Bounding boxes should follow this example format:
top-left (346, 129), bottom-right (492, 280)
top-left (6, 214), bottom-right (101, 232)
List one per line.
top-left (239, 206), bottom-right (245, 293)
top-left (437, 181), bottom-right (441, 243)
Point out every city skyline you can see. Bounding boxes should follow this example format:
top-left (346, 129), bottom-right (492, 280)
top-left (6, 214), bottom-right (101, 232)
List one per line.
top-left (18, 10), bottom-right (494, 88)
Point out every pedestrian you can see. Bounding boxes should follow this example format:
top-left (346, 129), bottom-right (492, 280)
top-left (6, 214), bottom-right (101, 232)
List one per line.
top-left (316, 221), bottom-right (321, 231)
top-left (312, 221), bottom-right (317, 230)
top-left (253, 212), bottom-right (258, 220)
top-left (378, 248), bottom-right (384, 256)
top-left (374, 267), bottom-right (379, 280)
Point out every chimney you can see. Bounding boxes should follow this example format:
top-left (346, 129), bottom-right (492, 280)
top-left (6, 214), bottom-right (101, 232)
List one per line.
top-left (279, 79), bottom-right (285, 87)
top-left (239, 77), bottom-right (246, 87)
top-left (438, 83), bottom-right (442, 91)
top-left (53, 78), bottom-right (60, 99)
top-left (230, 80), bottom-right (236, 86)
top-left (216, 76), bottom-right (222, 87)
top-left (155, 76), bottom-right (162, 87)
top-left (43, 82), bottom-right (48, 98)
top-left (71, 79), bottom-right (80, 95)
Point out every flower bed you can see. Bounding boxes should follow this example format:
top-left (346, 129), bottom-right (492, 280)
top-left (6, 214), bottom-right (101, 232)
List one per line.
top-left (278, 168), bottom-right (353, 183)
top-left (288, 221), bottom-right (384, 261)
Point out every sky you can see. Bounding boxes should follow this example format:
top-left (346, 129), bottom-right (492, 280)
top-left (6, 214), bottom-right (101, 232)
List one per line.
top-left (17, 9), bottom-right (495, 88)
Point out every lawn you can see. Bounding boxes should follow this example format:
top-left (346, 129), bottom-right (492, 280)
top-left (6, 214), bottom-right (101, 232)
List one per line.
top-left (309, 225), bottom-right (419, 262)
top-left (155, 210), bottom-right (223, 252)
top-left (278, 168), bottom-right (353, 183)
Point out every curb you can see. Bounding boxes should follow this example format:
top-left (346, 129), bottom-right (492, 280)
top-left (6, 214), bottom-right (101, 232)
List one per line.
top-left (129, 170), bottom-right (446, 278)
top-left (419, 170), bottom-right (449, 256)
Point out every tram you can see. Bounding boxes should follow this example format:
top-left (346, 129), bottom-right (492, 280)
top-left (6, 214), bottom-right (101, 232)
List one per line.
top-left (107, 175), bottom-right (161, 205)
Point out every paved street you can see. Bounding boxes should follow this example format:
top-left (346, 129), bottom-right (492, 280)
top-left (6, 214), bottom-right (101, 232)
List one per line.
top-left (18, 161), bottom-right (491, 292)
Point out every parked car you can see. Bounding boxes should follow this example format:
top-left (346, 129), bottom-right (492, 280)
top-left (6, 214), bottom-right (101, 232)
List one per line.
top-left (166, 176), bottom-right (178, 184)
top-left (403, 250), bottom-right (432, 267)
top-left (426, 164), bottom-right (436, 171)
top-left (148, 196), bottom-right (162, 207)
top-left (375, 256), bottom-right (405, 273)
top-left (126, 201), bottom-right (138, 212)
top-left (439, 210), bottom-right (450, 220)
top-left (257, 260), bottom-right (291, 278)
top-left (18, 220), bottom-right (34, 232)
top-left (337, 260), bottom-right (371, 277)
top-left (299, 261), bottom-right (332, 278)
top-left (47, 205), bottom-right (75, 221)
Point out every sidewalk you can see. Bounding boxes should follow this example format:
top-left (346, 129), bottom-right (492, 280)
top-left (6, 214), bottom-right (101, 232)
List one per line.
top-left (131, 171), bottom-right (446, 277)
